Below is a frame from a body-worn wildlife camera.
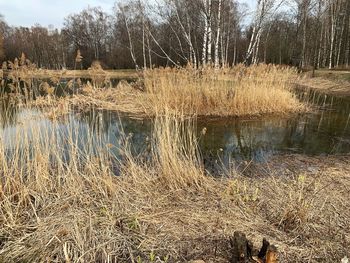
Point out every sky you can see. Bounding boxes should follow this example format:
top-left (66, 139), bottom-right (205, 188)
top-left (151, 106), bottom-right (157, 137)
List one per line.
top-left (0, 0), bottom-right (114, 28)
top-left (0, 0), bottom-right (255, 28)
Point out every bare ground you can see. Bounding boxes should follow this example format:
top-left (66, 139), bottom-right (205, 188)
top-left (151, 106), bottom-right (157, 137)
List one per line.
top-left (297, 76), bottom-right (350, 97)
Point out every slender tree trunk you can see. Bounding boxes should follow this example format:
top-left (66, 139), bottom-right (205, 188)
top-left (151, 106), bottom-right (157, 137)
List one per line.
top-left (202, 0), bottom-right (208, 65)
top-left (301, 11), bottom-right (307, 67)
top-left (329, 0), bottom-right (340, 69)
top-left (253, 29), bottom-right (262, 64)
top-left (173, 2), bottom-right (197, 67)
top-left (244, 0), bottom-right (267, 65)
top-left (214, 0), bottom-right (222, 69)
top-left (142, 20), bottom-right (147, 69)
top-left (346, 15), bottom-right (350, 67)
top-left (221, 33), bottom-right (225, 67)
top-left (336, 6), bottom-right (346, 67)
top-left (146, 25), bottom-right (152, 68)
top-left (207, 0), bottom-right (213, 65)
top-left (233, 33), bottom-right (237, 65)
top-left (317, 20), bottom-right (324, 68)
top-left (120, 5), bottom-right (139, 70)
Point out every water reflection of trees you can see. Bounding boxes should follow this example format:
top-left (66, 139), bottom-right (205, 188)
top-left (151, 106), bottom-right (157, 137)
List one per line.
top-left (0, 100), bottom-right (19, 128)
top-left (1, 93), bottom-right (349, 166)
top-left (78, 109), bottom-right (151, 157)
top-left (198, 103), bottom-right (350, 162)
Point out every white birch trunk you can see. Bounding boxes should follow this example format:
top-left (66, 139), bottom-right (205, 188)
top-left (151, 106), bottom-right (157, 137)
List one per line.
top-left (214, 0), bottom-right (222, 69)
top-left (142, 20), bottom-right (147, 69)
top-left (329, 0), bottom-right (340, 69)
top-left (173, 1), bottom-right (197, 67)
top-left (207, 0), bottom-right (213, 65)
top-left (120, 5), bottom-right (139, 70)
top-left (202, 0), bottom-right (208, 65)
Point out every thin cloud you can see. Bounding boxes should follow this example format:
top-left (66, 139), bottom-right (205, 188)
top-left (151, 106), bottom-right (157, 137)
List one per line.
top-left (0, 0), bottom-right (114, 28)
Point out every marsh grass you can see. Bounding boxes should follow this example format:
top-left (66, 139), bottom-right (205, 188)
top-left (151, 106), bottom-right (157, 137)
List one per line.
top-left (2, 62), bottom-right (307, 118)
top-left (65, 64), bottom-right (306, 118)
top-left (0, 56), bottom-right (115, 100)
top-left (297, 75), bottom-right (350, 97)
top-left (143, 64), bottom-right (305, 116)
top-left (0, 110), bottom-right (348, 262)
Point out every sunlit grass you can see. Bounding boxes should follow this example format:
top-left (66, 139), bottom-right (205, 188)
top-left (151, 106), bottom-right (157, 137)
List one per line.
top-left (143, 64), bottom-right (305, 116)
top-left (56, 64), bottom-right (306, 118)
top-left (0, 110), bottom-right (348, 262)
top-left (1, 59), bottom-right (306, 118)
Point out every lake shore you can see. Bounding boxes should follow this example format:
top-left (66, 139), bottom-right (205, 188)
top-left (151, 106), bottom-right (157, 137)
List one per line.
top-left (6, 66), bottom-right (350, 118)
top-left (23, 65), bottom-right (307, 120)
top-left (0, 66), bottom-right (349, 262)
top-left (297, 70), bottom-right (350, 97)
top-left (1, 68), bottom-right (138, 79)
top-left (0, 117), bottom-right (349, 263)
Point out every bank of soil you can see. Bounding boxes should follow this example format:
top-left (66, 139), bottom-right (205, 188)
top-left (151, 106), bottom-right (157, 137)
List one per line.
top-left (297, 76), bottom-right (350, 97)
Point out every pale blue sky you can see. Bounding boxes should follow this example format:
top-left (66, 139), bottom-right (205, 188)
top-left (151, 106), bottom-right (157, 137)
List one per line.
top-left (0, 0), bottom-right (114, 27)
top-left (0, 0), bottom-right (255, 28)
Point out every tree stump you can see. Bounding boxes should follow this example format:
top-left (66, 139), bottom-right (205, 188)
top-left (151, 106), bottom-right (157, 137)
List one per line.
top-left (230, 231), bottom-right (253, 263)
top-left (230, 231), bottom-right (278, 263)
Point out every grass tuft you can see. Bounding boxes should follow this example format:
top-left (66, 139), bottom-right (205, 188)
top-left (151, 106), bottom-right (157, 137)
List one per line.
top-left (0, 110), bottom-right (348, 262)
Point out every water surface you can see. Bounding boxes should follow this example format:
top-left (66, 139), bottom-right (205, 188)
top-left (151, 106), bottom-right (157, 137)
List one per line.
top-left (0, 90), bottom-right (349, 170)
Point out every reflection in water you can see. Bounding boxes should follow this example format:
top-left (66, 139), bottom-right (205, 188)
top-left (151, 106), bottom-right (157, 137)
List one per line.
top-left (37, 77), bottom-right (136, 96)
top-left (0, 91), bottom-right (350, 169)
top-left (0, 99), bottom-right (19, 128)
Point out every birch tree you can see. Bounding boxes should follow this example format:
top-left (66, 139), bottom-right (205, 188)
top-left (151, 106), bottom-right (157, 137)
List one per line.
top-left (202, 0), bottom-right (213, 65)
top-left (118, 3), bottom-right (140, 69)
top-left (214, 0), bottom-right (223, 68)
top-left (244, 0), bottom-right (285, 65)
top-left (328, 0), bottom-right (342, 68)
top-left (165, 0), bottom-right (199, 67)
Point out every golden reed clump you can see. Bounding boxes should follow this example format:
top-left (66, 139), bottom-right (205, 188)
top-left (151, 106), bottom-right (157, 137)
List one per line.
top-left (1, 63), bottom-right (306, 119)
top-left (53, 64), bottom-right (307, 119)
top-left (142, 64), bottom-right (305, 117)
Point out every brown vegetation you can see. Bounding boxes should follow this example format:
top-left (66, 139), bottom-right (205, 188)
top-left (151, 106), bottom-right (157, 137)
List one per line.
top-left (297, 73), bottom-right (350, 97)
top-left (0, 67), bottom-right (137, 79)
top-left (0, 112), bottom-right (348, 262)
top-left (0, 62), bottom-right (308, 120)
top-left (142, 65), bottom-right (305, 116)
top-left (28, 64), bottom-right (306, 119)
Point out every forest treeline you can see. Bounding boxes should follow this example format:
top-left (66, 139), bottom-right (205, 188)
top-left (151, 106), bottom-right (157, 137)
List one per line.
top-left (0, 0), bottom-right (350, 70)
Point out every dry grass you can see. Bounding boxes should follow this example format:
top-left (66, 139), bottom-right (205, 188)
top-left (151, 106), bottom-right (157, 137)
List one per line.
top-left (37, 64), bottom-right (306, 119)
top-left (0, 110), bottom-right (349, 262)
top-left (29, 69), bottom-right (138, 79)
top-left (142, 64), bottom-right (305, 116)
top-left (297, 75), bottom-right (350, 97)
top-left (2, 62), bottom-right (307, 118)
top-left (0, 68), bottom-right (137, 80)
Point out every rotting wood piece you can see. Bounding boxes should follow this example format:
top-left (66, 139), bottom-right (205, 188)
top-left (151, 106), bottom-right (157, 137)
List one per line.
top-left (230, 231), bottom-right (253, 262)
top-left (257, 238), bottom-right (270, 260)
top-left (230, 231), bottom-right (278, 263)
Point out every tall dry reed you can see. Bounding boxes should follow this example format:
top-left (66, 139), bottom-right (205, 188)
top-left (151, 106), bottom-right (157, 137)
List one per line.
top-left (143, 64), bottom-right (305, 116)
top-left (0, 108), bottom-right (348, 262)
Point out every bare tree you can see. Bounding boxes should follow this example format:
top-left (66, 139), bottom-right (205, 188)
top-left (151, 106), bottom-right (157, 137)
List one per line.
top-left (245, 0), bottom-right (284, 64)
top-left (117, 3), bottom-right (140, 69)
top-left (202, 0), bottom-right (213, 65)
top-left (1, 0), bottom-right (349, 70)
top-left (214, 0), bottom-right (222, 68)
top-left (0, 14), bottom-right (5, 61)
top-left (63, 7), bottom-right (111, 67)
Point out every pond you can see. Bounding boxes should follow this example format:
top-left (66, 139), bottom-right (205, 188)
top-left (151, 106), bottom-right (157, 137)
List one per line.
top-left (0, 88), bottom-right (349, 172)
